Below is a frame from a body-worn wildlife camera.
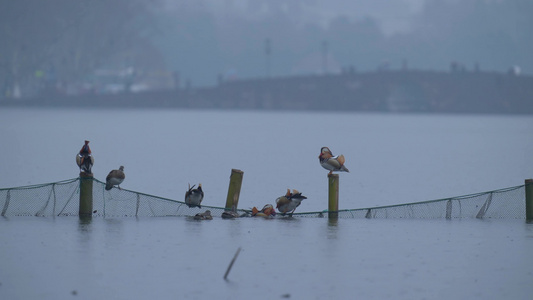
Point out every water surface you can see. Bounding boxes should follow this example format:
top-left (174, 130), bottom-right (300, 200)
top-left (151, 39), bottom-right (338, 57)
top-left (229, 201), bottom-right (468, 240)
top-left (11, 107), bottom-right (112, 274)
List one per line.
top-left (1, 108), bottom-right (532, 211)
top-left (1, 108), bottom-right (533, 299)
top-left (1, 217), bottom-right (532, 299)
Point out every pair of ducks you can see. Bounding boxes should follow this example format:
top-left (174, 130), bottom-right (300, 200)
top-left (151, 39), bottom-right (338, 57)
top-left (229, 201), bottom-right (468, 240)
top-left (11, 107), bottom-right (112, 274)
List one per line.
top-left (75, 141), bottom-right (126, 191)
top-left (255, 146), bottom-right (350, 216)
top-left (253, 189), bottom-right (308, 217)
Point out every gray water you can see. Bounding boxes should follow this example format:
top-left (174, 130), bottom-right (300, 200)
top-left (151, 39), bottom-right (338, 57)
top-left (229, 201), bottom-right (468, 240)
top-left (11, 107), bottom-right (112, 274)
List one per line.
top-left (1, 108), bottom-right (533, 299)
top-left (1, 217), bottom-right (532, 299)
top-left (1, 108), bottom-right (533, 210)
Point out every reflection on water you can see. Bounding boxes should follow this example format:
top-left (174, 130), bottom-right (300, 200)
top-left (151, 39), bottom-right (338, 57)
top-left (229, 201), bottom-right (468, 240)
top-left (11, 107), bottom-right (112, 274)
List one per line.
top-left (78, 216), bottom-right (92, 231)
top-left (525, 222), bottom-right (533, 238)
top-left (327, 218), bottom-right (339, 239)
top-left (327, 218), bottom-right (338, 227)
top-left (77, 217), bottom-right (92, 252)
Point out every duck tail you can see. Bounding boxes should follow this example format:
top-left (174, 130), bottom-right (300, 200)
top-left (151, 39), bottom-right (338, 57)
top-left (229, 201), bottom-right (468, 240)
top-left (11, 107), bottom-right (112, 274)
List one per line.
top-left (337, 154), bottom-right (346, 165)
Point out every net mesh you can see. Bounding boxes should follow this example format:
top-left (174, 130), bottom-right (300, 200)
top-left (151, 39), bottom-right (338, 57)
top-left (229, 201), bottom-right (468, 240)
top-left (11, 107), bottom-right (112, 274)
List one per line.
top-left (296, 185), bottom-right (526, 219)
top-left (0, 177), bottom-right (528, 219)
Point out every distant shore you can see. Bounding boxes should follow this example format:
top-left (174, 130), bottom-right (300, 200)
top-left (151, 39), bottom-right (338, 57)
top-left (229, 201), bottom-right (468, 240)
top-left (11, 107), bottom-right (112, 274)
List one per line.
top-left (2, 70), bottom-right (532, 114)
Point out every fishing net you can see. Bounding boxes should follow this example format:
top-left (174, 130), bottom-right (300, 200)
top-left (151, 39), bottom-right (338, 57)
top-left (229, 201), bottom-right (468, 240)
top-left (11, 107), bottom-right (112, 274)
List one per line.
top-left (0, 178), bottom-right (233, 218)
top-left (296, 185), bottom-right (525, 219)
top-left (0, 177), bottom-right (528, 219)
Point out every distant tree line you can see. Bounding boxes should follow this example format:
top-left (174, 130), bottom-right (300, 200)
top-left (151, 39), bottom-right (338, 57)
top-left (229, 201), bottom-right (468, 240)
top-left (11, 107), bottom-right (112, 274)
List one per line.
top-left (1, 0), bottom-right (532, 98)
top-left (0, 0), bottom-right (156, 98)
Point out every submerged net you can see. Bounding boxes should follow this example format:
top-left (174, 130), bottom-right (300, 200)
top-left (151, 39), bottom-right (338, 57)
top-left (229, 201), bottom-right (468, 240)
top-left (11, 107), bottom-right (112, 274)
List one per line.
top-left (0, 177), bottom-right (528, 219)
top-left (296, 185), bottom-right (526, 219)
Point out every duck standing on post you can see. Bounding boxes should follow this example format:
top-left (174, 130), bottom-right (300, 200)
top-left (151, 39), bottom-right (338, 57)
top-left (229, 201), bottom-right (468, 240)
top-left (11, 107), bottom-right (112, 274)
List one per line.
top-left (276, 189), bottom-right (307, 216)
top-left (185, 183), bottom-right (204, 208)
top-left (76, 140), bottom-right (94, 174)
top-left (105, 166), bottom-right (125, 190)
top-left (318, 146), bottom-right (349, 175)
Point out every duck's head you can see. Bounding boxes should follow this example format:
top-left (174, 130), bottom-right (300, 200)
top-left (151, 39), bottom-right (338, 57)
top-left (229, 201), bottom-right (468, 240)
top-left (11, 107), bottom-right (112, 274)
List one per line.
top-left (262, 204), bottom-right (275, 216)
top-left (320, 147), bottom-right (333, 159)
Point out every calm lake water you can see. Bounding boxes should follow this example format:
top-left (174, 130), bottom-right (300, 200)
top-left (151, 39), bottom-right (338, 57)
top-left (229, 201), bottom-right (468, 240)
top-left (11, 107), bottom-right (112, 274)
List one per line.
top-left (1, 217), bottom-right (532, 300)
top-left (1, 108), bottom-right (533, 210)
top-left (1, 108), bottom-right (533, 299)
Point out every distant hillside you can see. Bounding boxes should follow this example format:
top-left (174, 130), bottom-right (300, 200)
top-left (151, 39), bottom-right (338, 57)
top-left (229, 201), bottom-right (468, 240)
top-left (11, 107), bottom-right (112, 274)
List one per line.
top-left (2, 70), bottom-right (533, 114)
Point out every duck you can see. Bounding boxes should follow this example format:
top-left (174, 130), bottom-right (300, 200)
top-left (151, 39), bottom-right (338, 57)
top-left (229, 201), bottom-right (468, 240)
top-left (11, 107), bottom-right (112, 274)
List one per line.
top-left (76, 140), bottom-right (94, 174)
top-left (251, 204), bottom-right (276, 217)
top-left (318, 146), bottom-right (349, 175)
top-left (105, 166), bottom-right (125, 190)
top-left (276, 189), bottom-right (307, 216)
top-left (194, 210), bottom-right (213, 220)
top-left (222, 205), bottom-right (241, 219)
top-left (185, 183), bottom-right (204, 208)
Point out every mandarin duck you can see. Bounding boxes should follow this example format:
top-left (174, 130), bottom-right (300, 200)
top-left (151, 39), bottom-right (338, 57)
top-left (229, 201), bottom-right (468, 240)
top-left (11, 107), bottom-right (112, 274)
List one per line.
top-left (185, 183), bottom-right (204, 208)
top-left (251, 204), bottom-right (276, 217)
top-left (76, 140), bottom-right (94, 174)
top-left (276, 189), bottom-right (307, 216)
top-left (194, 210), bottom-right (213, 220)
top-left (105, 166), bottom-right (125, 190)
top-left (318, 146), bottom-right (349, 175)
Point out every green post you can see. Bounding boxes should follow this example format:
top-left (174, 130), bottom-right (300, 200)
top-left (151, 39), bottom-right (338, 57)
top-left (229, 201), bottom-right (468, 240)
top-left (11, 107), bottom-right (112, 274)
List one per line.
top-left (225, 169), bottom-right (244, 210)
top-left (328, 173), bottom-right (339, 219)
top-left (79, 172), bottom-right (93, 217)
top-left (526, 179), bottom-right (533, 222)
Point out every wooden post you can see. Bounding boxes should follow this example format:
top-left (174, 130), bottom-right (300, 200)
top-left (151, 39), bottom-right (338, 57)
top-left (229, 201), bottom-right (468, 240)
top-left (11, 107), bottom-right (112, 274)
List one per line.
top-left (526, 179), bottom-right (533, 221)
top-left (225, 169), bottom-right (244, 210)
top-left (79, 172), bottom-right (93, 218)
top-left (328, 173), bottom-right (339, 219)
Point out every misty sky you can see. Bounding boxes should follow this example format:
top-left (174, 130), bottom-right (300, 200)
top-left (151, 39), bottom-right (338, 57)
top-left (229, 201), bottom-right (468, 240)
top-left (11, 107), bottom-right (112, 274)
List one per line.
top-left (154, 0), bottom-right (532, 86)
top-left (194, 0), bottom-right (425, 35)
